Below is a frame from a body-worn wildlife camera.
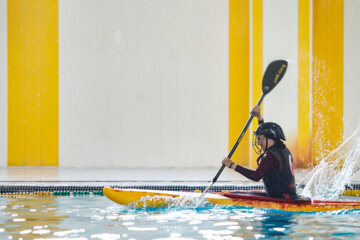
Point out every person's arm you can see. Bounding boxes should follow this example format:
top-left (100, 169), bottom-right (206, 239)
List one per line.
top-left (234, 163), bottom-right (269, 181)
top-left (222, 153), bottom-right (276, 181)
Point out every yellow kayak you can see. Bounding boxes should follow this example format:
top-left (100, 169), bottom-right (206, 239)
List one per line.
top-left (103, 186), bottom-right (360, 212)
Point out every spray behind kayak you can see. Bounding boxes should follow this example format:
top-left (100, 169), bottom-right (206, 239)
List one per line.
top-left (299, 125), bottom-right (360, 200)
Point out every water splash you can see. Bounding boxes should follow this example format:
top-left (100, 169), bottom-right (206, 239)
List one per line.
top-left (299, 125), bottom-right (360, 200)
top-left (128, 193), bottom-right (209, 209)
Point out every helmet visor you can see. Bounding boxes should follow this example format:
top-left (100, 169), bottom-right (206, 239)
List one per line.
top-left (252, 132), bottom-right (263, 155)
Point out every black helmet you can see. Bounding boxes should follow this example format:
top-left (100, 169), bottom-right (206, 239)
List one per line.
top-left (254, 122), bottom-right (286, 141)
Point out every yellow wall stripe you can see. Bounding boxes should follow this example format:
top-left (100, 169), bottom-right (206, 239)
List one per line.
top-left (297, 0), bottom-right (311, 167)
top-left (8, 0), bottom-right (58, 166)
top-left (250, 0), bottom-right (263, 168)
top-left (312, 0), bottom-right (343, 165)
top-left (229, 0), bottom-right (250, 165)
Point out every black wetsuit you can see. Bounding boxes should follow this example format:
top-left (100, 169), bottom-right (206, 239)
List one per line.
top-left (235, 145), bottom-right (296, 199)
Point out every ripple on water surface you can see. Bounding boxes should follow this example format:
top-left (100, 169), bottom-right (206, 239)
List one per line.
top-left (1, 195), bottom-right (360, 239)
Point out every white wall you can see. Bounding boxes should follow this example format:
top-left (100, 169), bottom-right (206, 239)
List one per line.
top-left (344, 0), bottom-right (360, 139)
top-left (263, 0), bottom-right (299, 144)
top-left (1, 0), bottom-right (358, 168)
top-left (59, 0), bottom-right (229, 167)
top-left (0, 0), bottom-right (7, 167)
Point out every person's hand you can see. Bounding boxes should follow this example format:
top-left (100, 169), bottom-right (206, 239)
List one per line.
top-left (222, 158), bottom-right (234, 168)
top-left (251, 105), bottom-right (263, 121)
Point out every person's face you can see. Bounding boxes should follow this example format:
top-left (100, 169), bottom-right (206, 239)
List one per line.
top-left (256, 135), bottom-right (267, 151)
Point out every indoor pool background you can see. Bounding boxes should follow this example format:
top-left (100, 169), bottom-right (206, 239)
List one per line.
top-left (1, 195), bottom-right (360, 240)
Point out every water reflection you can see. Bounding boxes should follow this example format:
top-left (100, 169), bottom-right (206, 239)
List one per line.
top-left (226, 209), bottom-right (298, 239)
top-left (259, 212), bottom-right (297, 238)
top-left (0, 195), bottom-right (68, 239)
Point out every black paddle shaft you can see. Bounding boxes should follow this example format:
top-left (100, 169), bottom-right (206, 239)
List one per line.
top-left (211, 60), bottom-right (288, 183)
top-left (198, 60), bottom-right (287, 202)
top-left (212, 95), bottom-right (265, 183)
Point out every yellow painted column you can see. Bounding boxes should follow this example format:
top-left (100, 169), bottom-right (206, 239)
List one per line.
top-left (8, 0), bottom-right (59, 166)
top-left (297, 0), bottom-right (311, 167)
top-left (250, 0), bottom-right (263, 168)
top-left (312, 0), bottom-right (343, 165)
top-left (229, 0), bottom-right (250, 165)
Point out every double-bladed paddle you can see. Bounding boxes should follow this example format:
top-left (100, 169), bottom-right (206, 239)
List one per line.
top-left (199, 60), bottom-right (288, 201)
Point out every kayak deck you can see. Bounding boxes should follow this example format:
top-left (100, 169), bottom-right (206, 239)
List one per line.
top-left (103, 186), bottom-right (227, 208)
top-left (103, 187), bottom-right (360, 212)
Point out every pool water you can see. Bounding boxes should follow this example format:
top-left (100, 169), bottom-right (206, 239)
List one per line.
top-left (1, 195), bottom-right (360, 240)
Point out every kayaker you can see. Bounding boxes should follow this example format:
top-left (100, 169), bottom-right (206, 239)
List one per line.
top-left (222, 105), bottom-right (297, 199)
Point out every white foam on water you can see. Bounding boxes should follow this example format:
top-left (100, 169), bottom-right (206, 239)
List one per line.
top-left (129, 192), bottom-right (207, 209)
top-left (299, 125), bottom-right (360, 200)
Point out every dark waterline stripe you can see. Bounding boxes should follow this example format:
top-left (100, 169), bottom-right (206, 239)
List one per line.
top-left (1, 184), bottom-right (360, 194)
top-left (0, 184), bottom-right (264, 194)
